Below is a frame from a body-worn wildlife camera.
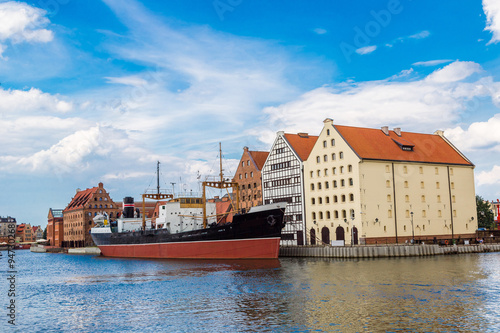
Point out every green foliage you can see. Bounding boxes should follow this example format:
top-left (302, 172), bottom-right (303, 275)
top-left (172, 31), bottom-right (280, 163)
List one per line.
top-left (476, 195), bottom-right (494, 229)
top-left (43, 227), bottom-right (47, 239)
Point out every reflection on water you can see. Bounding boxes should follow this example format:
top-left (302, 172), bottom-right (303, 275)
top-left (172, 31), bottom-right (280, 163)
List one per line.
top-left (2, 252), bottom-right (499, 332)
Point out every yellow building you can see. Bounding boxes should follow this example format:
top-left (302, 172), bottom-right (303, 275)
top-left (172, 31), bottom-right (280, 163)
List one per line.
top-left (304, 118), bottom-right (477, 245)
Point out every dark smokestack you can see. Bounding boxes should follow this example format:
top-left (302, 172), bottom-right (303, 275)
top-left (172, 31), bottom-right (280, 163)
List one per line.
top-left (123, 197), bottom-right (134, 218)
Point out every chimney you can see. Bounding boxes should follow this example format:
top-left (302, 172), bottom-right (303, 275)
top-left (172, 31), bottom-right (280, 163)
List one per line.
top-left (434, 130), bottom-right (444, 137)
top-left (394, 128), bottom-right (401, 136)
top-left (243, 146), bottom-right (249, 152)
top-left (76, 188), bottom-right (81, 194)
top-left (381, 126), bottom-right (389, 135)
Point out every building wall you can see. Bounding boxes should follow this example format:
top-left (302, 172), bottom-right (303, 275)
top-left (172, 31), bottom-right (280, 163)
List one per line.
top-left (304, 123), bottom-right (361, 245)
top-left (233, 148), bottom-right (264, 212)
top-left (303, 119), bottom-right (477, 245)
top-left (262, 133), bottom-right (306, 245)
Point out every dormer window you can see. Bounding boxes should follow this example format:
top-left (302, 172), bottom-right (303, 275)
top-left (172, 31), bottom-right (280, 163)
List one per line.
top-left (392, 138), bottom-right (415, 151)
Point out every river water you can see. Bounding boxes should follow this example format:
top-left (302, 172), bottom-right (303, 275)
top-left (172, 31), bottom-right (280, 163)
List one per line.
top-left (1, 250), bottom-right (499, 332)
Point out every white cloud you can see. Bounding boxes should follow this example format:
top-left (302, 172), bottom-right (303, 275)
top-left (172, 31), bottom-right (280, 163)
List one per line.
top-left (259, 61), bottom-right (499, 145)
top-left (356, 45), bottom-right (377, 55)
top-left (0, 2), bottom-right (53, 55)
top-left (483, 0), bottom-right (500, 44)
top-left (105, 75), bottom-right (149, 87)
top-left (409, 30), bottom-right (430, 39)
top-left (313, 28), bottom-right (327, 35)
top-left (15, 125), bottom-right (145, 174)
top-left (425, 61), bottom-right (482, 83)
top-left (412, 59), bottom-right (453, 67)
top-left (445, 114), bottom-right (500, 152)
top-left (477, 165), bottom-right (500, 186)
top-left (0, 87), bottom-right (73, 113)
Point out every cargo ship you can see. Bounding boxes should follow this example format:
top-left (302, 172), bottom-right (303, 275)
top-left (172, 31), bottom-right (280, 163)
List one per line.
top-left (91, 147), bottom-right (287, 259)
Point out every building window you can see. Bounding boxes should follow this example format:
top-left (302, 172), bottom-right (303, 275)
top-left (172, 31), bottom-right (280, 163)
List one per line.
top-left (342, 210), bottom-right (346, 219)
top-left (437, 195), bottom-right (441, 203)
top-left (324, 168), bottom-right (328, 176)
top-left (405, 210), bottom-right (410, 218)
top-left (325, 181), bottom-right (329, 189)
top-left (419, 167), bottom-right (423, 174)
top-left (387, 194), bottom-right (391, 202)
top-left (341, 179), bottom-right (345, 187)
top-left (341, 195), bottom-right (346, 202)
top-left (327, 129), bottom-right (330, 135)
top-left (317, 170), bottom-right (321, 177)
top-left (348, 165), bottom-right (352, 172)
top-left (333, 167), bottom-right (337, 175)
top-left (239, 174), bottom-right (242, 179)
top-left (450, 168), bottom-right (454, 175)
top-left (435, 167), bottom-right (439, 175)
top-left (312, 198), bottom-right (315, 205)
top-left (334, 210), bottom-right (339, 219)
top-left (326, 211), bottom-right (331, 219)
top-left (349, 178), bottom-right (353, 186)
top-left (438, 210), bottom-right (442, 218)
top-left (242, 161), bottom-right (244, 167)
top-left (326, 196), bottom-right (330, 204)
top-left (324, 155), bottom-right (328, 162)
top-left (312, 212), bottom-right (316, 220)
top-left (310, 171), bottom-right (313, 178)
top-left (250, 172), bottom-right (253, 177)
top-left (451, 182), bottom-right (455, 189)
top-left (349, 193), bottom-right (354, 202)
top-left (319, 197), bottom-right (323, 204)
top-left (421, 195), bottom-right (426, 202)
top-left (388, 210), bottom-right (392, 218)
top-left (385, 165), bottom-right (390, 173)
top-left (420, 181), bottom-right (424, 189)
top-left (436, 182), bottom-right (440, 189)
top-left (405, 195), bottom-right (409, 202)
top-left (386, 180), bottom-right (390, 188)
top-left (422, 210), bottom-right (427, 218)
top-left (404, 181), bottom-right (408, 188)
top-left (311, 184), bottom-right (315, 191)
top-left (333, 180), bottom-right (337, 188)
top-left (453, 210), bottom-right (457, 217)
top-left (247, 161), bottom-right (250, 166)
top-left (318, 182), bottom-right (322, 190)
top-left (333, 195), bottom-right (338, 203)
top-left (403, 166), bottom-right (408, 174)
top-left (340, 166), bottom-right (344, 174)
top-left (339, 152), bottom-right (344, 159)
top-left (332, 153), bottom-right (336, 160)
top-left (452, 195), bottom-right (456, 203)
top-left (331, 139), bottom-right (335, 146)
top-left (316, 156), bottom-right (320, 163)
top-left (323, 140), bottom-right (327, 148)
top-left (245, 173), bottom-right (247, 178)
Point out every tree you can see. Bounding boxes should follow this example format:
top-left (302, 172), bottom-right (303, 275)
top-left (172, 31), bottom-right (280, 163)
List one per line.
top-left (476, 195), bottom-right (494, 229)
top-left (43, 226), bottom-right (47, 240)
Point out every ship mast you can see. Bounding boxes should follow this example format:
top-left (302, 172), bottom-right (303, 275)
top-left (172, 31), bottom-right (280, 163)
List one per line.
top-left (202, 143), bottom-right (240, 228)
top-left (142, 161), bottom-right (173, 231)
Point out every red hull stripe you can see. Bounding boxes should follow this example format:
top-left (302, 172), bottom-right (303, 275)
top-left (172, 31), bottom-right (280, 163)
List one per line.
top-left (98, 237), bottom-right (281, 259)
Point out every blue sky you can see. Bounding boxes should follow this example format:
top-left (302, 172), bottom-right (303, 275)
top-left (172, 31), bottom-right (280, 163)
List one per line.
top-left (1, 0), bottom-right (500, 227)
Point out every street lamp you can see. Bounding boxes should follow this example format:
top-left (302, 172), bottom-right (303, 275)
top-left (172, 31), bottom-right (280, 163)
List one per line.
top-left (410, 211), bottom-right (414, 245)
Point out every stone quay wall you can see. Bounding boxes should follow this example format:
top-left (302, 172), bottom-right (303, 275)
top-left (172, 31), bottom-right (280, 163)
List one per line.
top-left (279, 244), bottom-right (500, 259)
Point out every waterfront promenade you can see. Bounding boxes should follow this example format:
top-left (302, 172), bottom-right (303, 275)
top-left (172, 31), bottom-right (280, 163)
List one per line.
top-left (280, 243), bottom-right (500, 258)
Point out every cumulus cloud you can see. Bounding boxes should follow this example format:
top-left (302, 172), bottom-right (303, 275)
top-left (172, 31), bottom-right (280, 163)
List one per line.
top-left (15, 125), bottom-right (145, 174)
top-left (483, 0), bottom-right (500, 44)
top-left (445, 114), bottom-right (500, 152)
top-left (477, 165), bottom-right (500, 186)
top-left (0, 2), bottom-right (53, 57)
top-left (0, 87), bottom-right (73, 113)
top-left (258, 61), bottom-right (498, 144)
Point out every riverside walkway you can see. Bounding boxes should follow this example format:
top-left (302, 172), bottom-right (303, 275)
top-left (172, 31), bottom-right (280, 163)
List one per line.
top-left (279, 243), bottom-right (500, 258)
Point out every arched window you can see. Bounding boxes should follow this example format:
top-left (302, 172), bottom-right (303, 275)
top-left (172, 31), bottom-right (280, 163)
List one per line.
top-left (319, 211), bottom-right (323, 219)
top-left (331, 139), bottom-right (335, 146)
top-left (323, 155), bottom-right (328, 162)
top-left (312, 198), bottom-right (316, 205)
top-left (350, 193), bottom-right (354, 201)
top-left (332, 153), bottom-right (336, 160)
top-left (334, 210), bottom-right (339, 219)
top-left (323, 140), bottom-right (327, 148)
top-left (341, 195), bottom-right (346, 202)
top-left (316, 156), bottom-right (320, 163)
top-left (348, 165), bottom-right (352, 172)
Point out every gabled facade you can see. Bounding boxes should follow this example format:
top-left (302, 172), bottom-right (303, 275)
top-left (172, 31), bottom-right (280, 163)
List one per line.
top-left (304, 118), bottom-right (477, 245)
top-left (233, 147), bottom-right (268, 212)
top-left (262, 131), bottom-right (318, 245)
top-left (47, 208), bottom-right (64, 247)
top-left (16, 223), bottom-right (34, 243)
top-left (0, 216), bottom-right (16, 238)
top-left (63, 182), bottom-right (121, 247)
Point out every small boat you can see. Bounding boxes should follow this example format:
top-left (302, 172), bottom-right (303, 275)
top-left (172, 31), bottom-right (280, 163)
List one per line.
top-left (91, 146), bottom-right (287, 259)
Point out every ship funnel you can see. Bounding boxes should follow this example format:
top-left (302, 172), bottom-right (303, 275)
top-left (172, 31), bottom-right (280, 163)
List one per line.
top-left (123, 197), bottom-right (135, 218)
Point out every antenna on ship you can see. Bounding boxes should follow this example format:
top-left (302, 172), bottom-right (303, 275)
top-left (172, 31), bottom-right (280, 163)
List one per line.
top-left (142, 162), bottom-right (174, 231)
top-left (157, 161), bottom-right (160, 195)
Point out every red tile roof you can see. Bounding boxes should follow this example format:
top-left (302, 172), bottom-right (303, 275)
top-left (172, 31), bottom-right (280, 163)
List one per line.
top-left (334, 125), bottom-right (473, 166)
top-left (64, 187), bottom-right (98, 212)
top-left (284, 133), bottom-right (319, 161)
top-left (249, 151), bottom-right (269, 170)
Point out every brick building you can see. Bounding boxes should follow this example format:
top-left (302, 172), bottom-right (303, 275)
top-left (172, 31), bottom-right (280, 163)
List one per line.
top-left (0, 216), bottom-right (16, 243)
top-left (233, 147), bottom-right (268, 212)
top-left (63, 182), bottom-right (121, 247)
top-left (16, 223), bottom-right (34, 243)
top-left (47, 208), bottom-right (64, 247)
